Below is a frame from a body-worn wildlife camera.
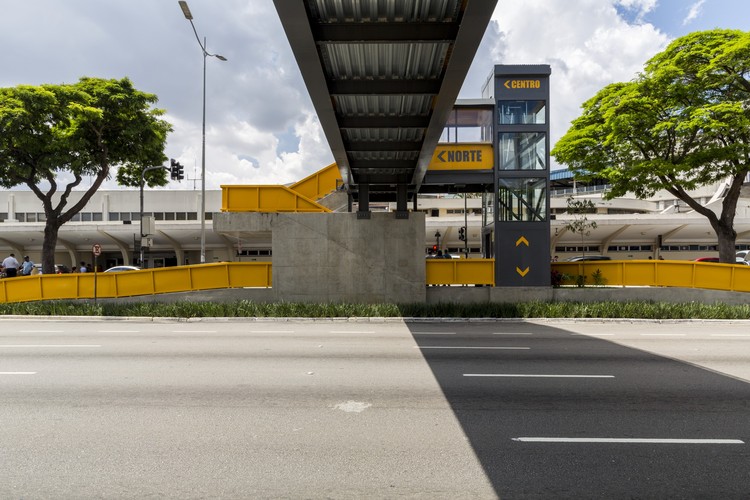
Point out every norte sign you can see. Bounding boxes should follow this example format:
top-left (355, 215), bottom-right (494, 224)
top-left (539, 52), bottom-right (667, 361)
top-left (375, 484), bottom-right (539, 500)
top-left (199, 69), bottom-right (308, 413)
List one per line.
top-left (428, 144), bottom-right (493, 171)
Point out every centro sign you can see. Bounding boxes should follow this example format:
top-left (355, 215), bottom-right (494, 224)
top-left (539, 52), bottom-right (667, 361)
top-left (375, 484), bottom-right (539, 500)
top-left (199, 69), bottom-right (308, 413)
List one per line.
top-left (503, 79), bottom-right (542, 89)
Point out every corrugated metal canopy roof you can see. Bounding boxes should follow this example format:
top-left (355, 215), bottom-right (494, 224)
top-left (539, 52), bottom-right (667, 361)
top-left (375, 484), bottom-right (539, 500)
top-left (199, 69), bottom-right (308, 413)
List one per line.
top-left (273, 0), bottom-right (498, 205)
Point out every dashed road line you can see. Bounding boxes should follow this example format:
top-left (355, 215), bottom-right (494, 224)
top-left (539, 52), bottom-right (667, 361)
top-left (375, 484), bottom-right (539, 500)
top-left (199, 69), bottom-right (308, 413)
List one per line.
top-left (513, 437), bottom-right (744, 444)
top-left (415, 346), bottom-right (530, 350)
top-left (465, 373), bottom-right (614, 378)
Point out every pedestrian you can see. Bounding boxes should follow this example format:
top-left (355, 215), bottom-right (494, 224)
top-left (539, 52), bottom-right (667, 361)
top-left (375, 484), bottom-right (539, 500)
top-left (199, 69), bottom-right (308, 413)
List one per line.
top-left (79, 261), bottom-right (88, 273)
top-left (21, 255), bottom-right (34, 276)
top-left (2, 253), bottom-right (19, 278)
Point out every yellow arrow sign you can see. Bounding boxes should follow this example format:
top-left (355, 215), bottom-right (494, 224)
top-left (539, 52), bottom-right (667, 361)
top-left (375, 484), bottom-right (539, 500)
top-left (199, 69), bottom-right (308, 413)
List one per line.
top-left (516, 267), bottom-right (530, 277)
top-left (516, 236), bottom-right (529, 247)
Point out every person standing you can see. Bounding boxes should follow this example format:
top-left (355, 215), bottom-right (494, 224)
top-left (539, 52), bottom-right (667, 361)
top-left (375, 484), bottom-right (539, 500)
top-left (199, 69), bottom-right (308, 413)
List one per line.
top-left (79, 261), bottom-right (88, 273)
top-left (21, 256), bottom-right (34, 276)
top-left (2, 253), bottom-right (19, 278)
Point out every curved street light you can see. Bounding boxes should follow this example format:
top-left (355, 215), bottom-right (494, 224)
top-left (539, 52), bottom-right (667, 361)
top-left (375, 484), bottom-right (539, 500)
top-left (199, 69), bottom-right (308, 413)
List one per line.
top-left (178, 1), bottom-right (227, 264)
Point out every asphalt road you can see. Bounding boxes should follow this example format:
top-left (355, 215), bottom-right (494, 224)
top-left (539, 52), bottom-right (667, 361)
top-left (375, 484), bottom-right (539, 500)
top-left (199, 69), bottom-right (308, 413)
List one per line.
top-left (1, 318), bottom-right (748, 499)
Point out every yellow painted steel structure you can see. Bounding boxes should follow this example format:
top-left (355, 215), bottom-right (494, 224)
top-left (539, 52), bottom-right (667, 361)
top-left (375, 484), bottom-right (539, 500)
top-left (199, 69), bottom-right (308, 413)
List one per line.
top-left (0, 263), bottom-right (272, 303)
top-left (2, 260), bottom-right (750, 303)
top-left (289, 162), bottom-right (342, 201)
top-left (221, 185), bottom-right (331, 213)
top-left (426, 258), bottom-right (496, 286)
top-left (553, 260), bottom-right (750, 292)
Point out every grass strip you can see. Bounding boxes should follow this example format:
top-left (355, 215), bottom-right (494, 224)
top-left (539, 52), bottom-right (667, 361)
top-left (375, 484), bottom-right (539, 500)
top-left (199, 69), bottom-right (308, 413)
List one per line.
top-left (1, 300), bottom-right (749, 319)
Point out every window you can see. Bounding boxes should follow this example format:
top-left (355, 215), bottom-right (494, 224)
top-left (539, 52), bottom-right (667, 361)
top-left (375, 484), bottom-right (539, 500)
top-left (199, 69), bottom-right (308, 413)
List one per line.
top-left (109, 212), bottom-right (120, 221)
top-left (27, 213), bottom-right (37, 223)
top-left (498, 100), bottom-right (546, 125)
top-left (93, 213), bottom-right (102, 222)
top-left (165, 212), bottom-right (175, 221)
top-left (187, 212), bottom-right (197, 221)
top-left (500, 133), bottom-right (546, 170)
top-left (497, 178), bottom-right (547, 222)
top-left (81, 213), bottom-right (92, 222)
top-left (176, 212), bottom-right (187, 221)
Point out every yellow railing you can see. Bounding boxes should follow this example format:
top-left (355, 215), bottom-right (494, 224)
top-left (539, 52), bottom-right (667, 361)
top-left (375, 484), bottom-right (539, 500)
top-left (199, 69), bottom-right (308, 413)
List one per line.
top-left (221, 185), bottom-right (331, 213)
top-left (0, 263), bottom-right (272, 303)
top-left (426, 258), bottom-right (495, 286)
top-left (552, 260), bottom-right (750, 292)
top-left (290, 162), bottom-right (342, 201)
top-left (4, 260), bottom-right (750, 304)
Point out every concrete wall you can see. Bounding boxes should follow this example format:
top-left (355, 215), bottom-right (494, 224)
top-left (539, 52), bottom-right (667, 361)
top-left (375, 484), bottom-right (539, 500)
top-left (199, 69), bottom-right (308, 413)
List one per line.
top-left (214, 212), bottom-right (426, 304)
top-left (426, 286), bottom-right (750, 306)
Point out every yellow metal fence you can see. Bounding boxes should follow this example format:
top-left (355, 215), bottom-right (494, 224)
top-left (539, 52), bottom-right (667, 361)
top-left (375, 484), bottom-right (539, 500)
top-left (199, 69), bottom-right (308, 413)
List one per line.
top-left (0, 263), bottom-right (272, 303)
top-left (2, 260), bottom-right (750, 304)
top-left (553, 260), bottom-right (750, 293)
top-left (425, 258), bottom-right (495, 286)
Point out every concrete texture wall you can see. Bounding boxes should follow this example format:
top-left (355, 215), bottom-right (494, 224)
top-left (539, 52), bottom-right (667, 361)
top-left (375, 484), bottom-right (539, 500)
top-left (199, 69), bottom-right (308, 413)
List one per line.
top-left (214, 212), bottom-right (426, 304)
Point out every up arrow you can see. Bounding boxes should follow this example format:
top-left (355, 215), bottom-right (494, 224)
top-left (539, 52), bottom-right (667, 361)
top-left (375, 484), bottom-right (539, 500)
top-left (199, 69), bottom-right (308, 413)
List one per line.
top-left (515, 236), bottom-right (529, 247)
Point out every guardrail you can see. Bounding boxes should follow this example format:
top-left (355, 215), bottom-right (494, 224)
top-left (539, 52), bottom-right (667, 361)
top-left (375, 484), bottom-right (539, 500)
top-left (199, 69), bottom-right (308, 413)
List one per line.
top-left (426, 258), bottom-right (495, 286)
top-left (0, 262), bottom-right (272, 303)
top-left (552, 260), bottom-right (750, 292)
top-left (2, 259), bottom-right (749, 304)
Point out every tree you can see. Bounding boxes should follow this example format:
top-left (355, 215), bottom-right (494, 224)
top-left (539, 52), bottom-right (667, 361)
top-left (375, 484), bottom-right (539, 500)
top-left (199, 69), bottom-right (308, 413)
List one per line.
top-left (0, 77), bottom-right (172, 274)
top-left (552, 29), bottom-right (750, 263)
top-left (565, 196), bottom-right (598, 260)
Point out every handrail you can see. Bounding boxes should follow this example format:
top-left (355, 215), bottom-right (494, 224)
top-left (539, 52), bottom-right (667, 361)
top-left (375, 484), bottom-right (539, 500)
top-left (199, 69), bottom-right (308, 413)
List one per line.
top-left (2, 260), bottom-right (749, 304)
top-left (0, 262), bottom-right (272, 304)
top-left (552, 260), bottom-right (750, 292)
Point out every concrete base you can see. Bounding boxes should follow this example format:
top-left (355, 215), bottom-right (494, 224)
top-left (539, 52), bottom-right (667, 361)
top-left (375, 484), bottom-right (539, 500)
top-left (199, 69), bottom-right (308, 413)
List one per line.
top-left (426, 286), bottom-right (750, 306)
top-left (214, 212), bottom-right (426, 304)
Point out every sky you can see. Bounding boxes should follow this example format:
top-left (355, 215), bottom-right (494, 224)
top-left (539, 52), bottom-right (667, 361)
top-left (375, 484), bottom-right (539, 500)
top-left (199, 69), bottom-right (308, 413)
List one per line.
top-left (1, 0), bottom-right (748, 191)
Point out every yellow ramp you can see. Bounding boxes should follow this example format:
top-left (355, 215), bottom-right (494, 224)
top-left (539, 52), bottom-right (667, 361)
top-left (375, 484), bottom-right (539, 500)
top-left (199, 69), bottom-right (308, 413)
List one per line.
top-left (221, 185), bottom-right (331, 213)
top-left (290, 162), bottom-right (342, 201)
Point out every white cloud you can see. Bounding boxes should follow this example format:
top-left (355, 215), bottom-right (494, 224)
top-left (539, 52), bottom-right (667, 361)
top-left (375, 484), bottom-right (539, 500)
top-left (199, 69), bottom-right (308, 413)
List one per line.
top-left (1, 0), bottom-right (673, 187)
top-left (683, 0), bottom-right (707, 25)
top-left (480, 0), bottom-right (668, 168)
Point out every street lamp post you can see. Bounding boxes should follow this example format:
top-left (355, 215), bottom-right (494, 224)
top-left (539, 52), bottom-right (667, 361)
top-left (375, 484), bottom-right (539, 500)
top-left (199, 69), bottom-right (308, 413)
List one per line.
top-left (178, 1), bottom-right (227, 264)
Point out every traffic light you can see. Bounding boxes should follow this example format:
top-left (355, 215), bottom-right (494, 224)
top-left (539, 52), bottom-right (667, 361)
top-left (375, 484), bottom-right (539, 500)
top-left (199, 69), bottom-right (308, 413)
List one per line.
top-left (170, 158), bottom-right (184, 181)
top-left (432, 244), bottom-right (438, 252)
top-left (458, 226), bottom-right (466, 241)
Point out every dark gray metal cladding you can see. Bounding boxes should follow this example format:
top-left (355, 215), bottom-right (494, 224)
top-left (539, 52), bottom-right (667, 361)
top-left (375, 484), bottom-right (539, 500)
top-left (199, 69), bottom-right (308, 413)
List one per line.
top-left (274, 0), bottom-right (498, 205)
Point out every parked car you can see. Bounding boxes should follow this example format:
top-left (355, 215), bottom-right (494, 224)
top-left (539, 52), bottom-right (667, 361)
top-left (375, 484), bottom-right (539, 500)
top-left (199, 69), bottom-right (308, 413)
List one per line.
top-left (693, 257), bottom-right (748, 264)
top-left (736, 250), bottom-right (750, 262)
top-left (104, 265), bottom-right (141, 272)
top-left (564, 255), bottom-right (612, 262)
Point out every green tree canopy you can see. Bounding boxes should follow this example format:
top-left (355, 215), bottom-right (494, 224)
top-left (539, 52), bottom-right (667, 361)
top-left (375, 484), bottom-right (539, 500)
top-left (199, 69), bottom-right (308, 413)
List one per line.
top-left (0, 77), bottom-right (172, 274)
top-left (552, 29), bottom-right (750, 262)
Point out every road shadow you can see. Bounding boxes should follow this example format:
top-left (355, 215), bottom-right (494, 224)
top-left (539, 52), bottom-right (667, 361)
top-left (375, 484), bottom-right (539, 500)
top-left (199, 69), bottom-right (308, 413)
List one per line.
top-left (408, 320), bottom-right (750, 498)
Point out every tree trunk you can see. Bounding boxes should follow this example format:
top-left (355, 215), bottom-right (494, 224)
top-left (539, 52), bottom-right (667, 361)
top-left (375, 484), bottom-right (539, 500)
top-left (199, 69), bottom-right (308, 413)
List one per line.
top-left (41, 219), bottom-right (62, 275)
top-left (714, 219), bottom-right (737, 264)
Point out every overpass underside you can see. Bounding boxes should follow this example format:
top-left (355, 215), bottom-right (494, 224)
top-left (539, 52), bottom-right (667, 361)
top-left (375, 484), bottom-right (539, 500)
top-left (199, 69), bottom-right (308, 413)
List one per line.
top-left (273, 0), bottom-right (498, 215)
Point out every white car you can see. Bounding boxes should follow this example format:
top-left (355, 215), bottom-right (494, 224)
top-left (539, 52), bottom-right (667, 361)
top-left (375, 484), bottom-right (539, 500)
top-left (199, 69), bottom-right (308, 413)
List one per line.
top-left (104, 266), bottom-right (141, 272)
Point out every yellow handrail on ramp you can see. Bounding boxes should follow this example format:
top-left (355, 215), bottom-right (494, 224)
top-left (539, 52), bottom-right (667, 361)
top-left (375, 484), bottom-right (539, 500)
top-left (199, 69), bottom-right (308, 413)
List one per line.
top-left (290, 162), bottom-right (342, 201)
top-left (221, 185), bottom-right (331, 213)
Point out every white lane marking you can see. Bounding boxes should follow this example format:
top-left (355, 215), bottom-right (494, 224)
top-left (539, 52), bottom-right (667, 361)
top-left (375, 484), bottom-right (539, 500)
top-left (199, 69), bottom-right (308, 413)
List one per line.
top-left (18, 330), bottom-right (64, 334)
top-left (573, 333), bottom-right (615, 336)
top-left (415, 346), bottom-right (530, 350)
top-left (0, 372), bottom-right (37, 375)
top-left (465, 374), bottom-right (614, 378)
top-left (640, 333), bottom-right (686, 337)
top-left (330, 331), bottom-right (375, 334)
top-left (711, 334), bottom-right (750, 337)
top-left (513, 437), bottom-right (744, 444)
top-left (0, 345), bottom-right (101, 348)
top-left (334, 401), bottom-right (372, 413)
top-left (99, 330), bottom-right (140, 333)
top-left (412, 332), bottom-right (456, 335)
top-left (493, 332), bottom-right (533, 335)
top-left (251, 330), bottom-right (295, 334)
top-left (170, 330), bottom-right (217, 333)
